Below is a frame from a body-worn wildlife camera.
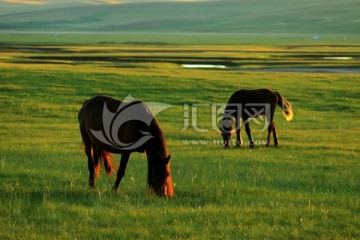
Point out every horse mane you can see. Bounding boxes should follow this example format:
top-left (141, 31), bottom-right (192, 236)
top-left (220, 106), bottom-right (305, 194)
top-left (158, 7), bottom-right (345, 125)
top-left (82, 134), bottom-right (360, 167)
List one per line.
top-left (144, 116), bottom-right (172, 196)
top-left (147, 117), bottom-right (168, 159)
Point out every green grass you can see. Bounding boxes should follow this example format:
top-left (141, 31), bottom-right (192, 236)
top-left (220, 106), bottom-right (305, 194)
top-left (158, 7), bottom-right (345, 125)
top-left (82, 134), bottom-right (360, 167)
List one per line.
top-left (0, 43), bottom-right (359, 239)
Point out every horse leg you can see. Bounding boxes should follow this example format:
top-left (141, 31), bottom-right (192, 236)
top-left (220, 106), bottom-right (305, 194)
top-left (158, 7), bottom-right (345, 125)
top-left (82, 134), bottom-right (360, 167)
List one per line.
top-left (244, 120), bottom-right (254, 148)
top-left (112, 152), bottom-right (130, 192)
top-left (87, 145), bottom-right (102, 187)
top-left (235, 118), bottom-right (242, 147)
top-left (272, 121), bottom-right (279, 147)
top-left (85, 143), bottom-right (96, 188)
top-left (266, 107), bottom-right (277, 147)
top-left (266, 120), bottom-right (273, 147)
top-left (80, 128), bottom-right (97, 188)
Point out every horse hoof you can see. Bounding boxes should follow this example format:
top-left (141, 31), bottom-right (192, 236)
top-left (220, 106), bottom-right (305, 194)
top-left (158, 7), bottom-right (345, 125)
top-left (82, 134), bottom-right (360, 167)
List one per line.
top-left (235, 144), bottom-right (241, 148)
top-left (112, 186), bottom-right (118, 192)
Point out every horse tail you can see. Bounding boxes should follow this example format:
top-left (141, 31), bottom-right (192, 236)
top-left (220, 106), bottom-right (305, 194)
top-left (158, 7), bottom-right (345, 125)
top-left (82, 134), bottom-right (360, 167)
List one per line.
top-left (275, 92), bottom-right (293, 121)
top-left (100, 151), bottom-right (114, 176)
top-left (83, 143), bottom-right (114, 178)
top-left (80, 141), bottom-right (114, 178)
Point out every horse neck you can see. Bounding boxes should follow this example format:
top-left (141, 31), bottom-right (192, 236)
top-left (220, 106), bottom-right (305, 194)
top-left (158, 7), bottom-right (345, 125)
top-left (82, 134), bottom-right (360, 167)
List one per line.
top-left (275, 92), bottom-right (283, 107)
top-left (222, 104), bottom-right (235, 125)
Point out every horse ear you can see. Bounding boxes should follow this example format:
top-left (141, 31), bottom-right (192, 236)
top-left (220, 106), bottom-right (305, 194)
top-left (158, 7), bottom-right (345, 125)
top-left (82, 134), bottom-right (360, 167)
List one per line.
top-left (164, 154), bottom-right (171, 164)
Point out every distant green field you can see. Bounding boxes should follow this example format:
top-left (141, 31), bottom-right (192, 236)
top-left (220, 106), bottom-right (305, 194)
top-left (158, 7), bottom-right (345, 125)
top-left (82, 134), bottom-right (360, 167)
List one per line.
top-left (0, 41), bottom-right (359, 239)
top-left (0, 0), bottom-right (359, 35)
top-left (1, 32), bottom-right (360, 46)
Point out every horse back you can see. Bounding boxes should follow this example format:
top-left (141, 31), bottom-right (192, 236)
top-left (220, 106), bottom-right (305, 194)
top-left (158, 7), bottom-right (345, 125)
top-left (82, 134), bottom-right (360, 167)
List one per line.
top-left (79, 95), bottom-right (122, 128)
top-left (228, 88), bottom-right (277, 104)
top-left (78, 95), bottom-right (152, 153)
top-left (225, 89), bottom-right (278, 119)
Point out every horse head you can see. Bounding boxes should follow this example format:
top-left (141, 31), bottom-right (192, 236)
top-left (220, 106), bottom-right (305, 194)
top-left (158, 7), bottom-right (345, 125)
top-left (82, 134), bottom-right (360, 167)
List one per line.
top-left (148, 154), bottom-right (174, 198)
top-left (220, 117), bottom-right (233, 148)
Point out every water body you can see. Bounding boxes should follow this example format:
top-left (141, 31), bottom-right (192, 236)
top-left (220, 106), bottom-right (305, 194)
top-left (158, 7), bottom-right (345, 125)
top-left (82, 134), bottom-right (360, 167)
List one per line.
top-left (182, 64), bottom-right (227, 69)
top-left (244, 67), bottom-right (360, 74)
top-left (182, 63), bottom-right (360, 73)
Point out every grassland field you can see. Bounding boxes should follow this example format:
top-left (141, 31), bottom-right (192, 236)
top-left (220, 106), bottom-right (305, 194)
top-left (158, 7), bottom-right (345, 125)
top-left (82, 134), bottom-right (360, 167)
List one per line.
top-left (0, 35), bottom-right (359, 239)
top-left (1, 0), bottom-right (359, 35)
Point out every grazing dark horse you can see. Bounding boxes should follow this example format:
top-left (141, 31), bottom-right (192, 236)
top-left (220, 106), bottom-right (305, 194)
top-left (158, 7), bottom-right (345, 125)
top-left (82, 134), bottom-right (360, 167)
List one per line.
top-left (78, 95), bottom-right (174, 198)
top-left (220, 89), bottom-right (293, 148)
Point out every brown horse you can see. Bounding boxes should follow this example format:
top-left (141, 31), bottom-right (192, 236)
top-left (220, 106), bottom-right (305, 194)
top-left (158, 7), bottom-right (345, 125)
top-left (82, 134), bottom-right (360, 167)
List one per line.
top-left (220, 89), bottom-right (293, 148)
top-left (78, 95), bottom-right (174, 198)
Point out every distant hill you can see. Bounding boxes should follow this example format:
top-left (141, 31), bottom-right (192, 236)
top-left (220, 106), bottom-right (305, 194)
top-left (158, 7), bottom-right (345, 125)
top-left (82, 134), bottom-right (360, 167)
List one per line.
top-left (0, 0), bottom-right (359, 34)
